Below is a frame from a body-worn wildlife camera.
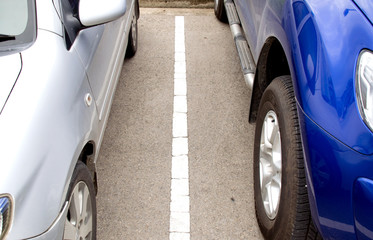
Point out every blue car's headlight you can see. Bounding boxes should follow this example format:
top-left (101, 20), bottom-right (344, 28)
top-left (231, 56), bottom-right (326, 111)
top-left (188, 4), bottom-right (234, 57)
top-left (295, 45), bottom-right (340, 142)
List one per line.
top-left (356, 50), bottom-right (373, 132)
top-left (0, 195), bottom-right (13, 239)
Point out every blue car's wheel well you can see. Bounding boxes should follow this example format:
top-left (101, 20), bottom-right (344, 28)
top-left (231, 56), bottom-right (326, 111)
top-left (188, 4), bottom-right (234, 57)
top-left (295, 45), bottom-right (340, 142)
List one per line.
top-left (249, 37), bottom-right (290, 123)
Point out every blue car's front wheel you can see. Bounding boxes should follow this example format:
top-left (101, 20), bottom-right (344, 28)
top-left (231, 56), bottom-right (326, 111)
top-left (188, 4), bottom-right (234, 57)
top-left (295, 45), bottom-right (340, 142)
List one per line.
top-left (253, 76), bottom-right (321, 239)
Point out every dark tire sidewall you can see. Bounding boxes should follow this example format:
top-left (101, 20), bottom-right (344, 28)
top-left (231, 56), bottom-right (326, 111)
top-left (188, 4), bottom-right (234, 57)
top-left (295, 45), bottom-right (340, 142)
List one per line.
top-left (214, 0), bottom-right (228, 23)
top-left (126, 1), bottom-right (138, 58)
top-left (253, 76), bottom-right (300, 239)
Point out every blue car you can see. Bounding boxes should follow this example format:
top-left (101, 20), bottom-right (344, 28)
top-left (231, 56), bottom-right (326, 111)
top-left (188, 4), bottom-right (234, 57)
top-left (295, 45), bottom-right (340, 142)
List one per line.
top-left (215, 0), bottom-right (373, 239)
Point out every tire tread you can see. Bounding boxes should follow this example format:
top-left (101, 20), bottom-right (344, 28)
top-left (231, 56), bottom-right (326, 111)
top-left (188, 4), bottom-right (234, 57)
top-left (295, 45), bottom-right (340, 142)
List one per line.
top-left (254, 76), bottom-right (323, 240)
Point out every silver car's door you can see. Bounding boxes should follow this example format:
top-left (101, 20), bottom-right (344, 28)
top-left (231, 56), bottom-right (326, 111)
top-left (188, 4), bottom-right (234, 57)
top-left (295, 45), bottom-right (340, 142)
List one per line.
top-left (65, 0), bottom-right (130, 123)
top-left (79, 17), bottom-right (128, 122)
top-left (59, 0), bottom-right (131, 151)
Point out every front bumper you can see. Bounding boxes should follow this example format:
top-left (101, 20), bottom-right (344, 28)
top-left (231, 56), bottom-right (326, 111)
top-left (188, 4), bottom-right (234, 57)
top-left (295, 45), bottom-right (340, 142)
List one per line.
top-left (25, 202), bottom-right (68, 240)
top-left (300, 109), bottom-right (373, 239)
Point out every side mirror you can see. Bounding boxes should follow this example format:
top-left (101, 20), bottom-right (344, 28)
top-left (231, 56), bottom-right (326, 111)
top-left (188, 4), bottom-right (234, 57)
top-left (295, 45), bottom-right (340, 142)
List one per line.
top-left (79, 0), bottom-right (126, 27)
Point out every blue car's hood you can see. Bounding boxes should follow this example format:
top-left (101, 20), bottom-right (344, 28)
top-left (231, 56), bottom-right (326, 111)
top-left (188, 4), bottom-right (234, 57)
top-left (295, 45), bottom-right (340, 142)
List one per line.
top-left (354, 0), bottom-right (373, 24)
top-left (0, 53), bottom-right (22, 113)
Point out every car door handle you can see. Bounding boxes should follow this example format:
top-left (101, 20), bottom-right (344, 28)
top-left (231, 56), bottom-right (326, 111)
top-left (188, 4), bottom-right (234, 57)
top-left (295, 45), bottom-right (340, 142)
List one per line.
top-left (85, 93), bottom-right (93, 107)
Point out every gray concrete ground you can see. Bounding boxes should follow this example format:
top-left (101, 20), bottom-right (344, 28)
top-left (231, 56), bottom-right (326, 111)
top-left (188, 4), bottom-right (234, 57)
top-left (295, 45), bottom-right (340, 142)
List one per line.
top-left (96, 8), bottom-right (263, 239)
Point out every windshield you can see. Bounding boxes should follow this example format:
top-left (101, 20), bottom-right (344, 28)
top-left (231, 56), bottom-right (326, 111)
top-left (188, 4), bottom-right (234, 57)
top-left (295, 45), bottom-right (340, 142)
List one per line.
top-left (0, 0), bottom-right (36, 55)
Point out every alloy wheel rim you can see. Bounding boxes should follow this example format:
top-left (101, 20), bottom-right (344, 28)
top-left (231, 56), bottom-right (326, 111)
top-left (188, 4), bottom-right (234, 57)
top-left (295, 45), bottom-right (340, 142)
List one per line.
top-left (259, 110), bottom-right (282, 219)
top-left (64, 181), bottom-right (93, 240)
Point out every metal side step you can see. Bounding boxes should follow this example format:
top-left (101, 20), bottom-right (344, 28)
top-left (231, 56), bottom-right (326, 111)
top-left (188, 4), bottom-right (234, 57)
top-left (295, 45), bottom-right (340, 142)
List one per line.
top-left (224, 0), bottom-right (255, 90)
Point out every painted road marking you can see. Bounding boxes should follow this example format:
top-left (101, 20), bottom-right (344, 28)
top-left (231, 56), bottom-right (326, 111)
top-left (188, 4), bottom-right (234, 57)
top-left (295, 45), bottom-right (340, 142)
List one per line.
top-left (170, 16), bottom-right (190, 240)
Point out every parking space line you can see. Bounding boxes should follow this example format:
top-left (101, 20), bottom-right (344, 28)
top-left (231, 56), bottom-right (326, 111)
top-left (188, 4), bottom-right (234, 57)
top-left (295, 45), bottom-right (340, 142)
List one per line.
top-left (170, 16), bottom-right (190, 240)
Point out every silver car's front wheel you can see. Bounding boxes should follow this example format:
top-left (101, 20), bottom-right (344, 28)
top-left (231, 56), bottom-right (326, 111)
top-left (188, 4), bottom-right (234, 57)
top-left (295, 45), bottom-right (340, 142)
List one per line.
top-left (64, 162), bottom-right (96, 240)
top-left (259, 110), bottom-right (282, 220)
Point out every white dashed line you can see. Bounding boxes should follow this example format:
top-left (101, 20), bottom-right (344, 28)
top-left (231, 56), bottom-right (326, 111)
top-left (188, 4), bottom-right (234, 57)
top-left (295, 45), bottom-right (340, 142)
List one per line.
top-left (170, 16), bottom-right (190, 240)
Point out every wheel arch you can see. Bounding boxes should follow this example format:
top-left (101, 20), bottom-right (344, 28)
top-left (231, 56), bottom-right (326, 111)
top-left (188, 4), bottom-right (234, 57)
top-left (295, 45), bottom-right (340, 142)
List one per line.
top-left (249, 37), bottom-right (291, 123)
top-left (77, 140), bottom-right (98, 194)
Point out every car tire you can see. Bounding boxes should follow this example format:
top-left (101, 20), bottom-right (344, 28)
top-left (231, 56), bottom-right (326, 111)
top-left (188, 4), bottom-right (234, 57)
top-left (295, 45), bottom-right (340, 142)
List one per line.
top-left (214, 0), bottom-right (228, 23)
top-left (63, 161), bottom-right (97, 240)
top-left (125, 1), bottom-right (139, 58)
top-left (253, 76), bottom-right (316, 239)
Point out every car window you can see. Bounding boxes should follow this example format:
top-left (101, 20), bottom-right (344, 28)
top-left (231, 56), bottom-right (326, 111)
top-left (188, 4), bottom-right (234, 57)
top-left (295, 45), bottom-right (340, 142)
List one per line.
top-left (0, 0), bottom-right (28, 35)
top-left (0, 0), bottom-right (37, 55)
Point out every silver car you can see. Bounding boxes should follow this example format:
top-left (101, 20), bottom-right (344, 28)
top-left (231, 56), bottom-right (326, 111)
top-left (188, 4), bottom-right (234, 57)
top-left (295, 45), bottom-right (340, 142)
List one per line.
top-left (0, 0), bottom-right (139, 239)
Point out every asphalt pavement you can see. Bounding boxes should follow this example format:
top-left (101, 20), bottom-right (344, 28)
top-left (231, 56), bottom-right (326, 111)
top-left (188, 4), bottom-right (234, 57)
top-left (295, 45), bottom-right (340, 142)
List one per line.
top-left (96, 8), bottom-right (264, 240)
